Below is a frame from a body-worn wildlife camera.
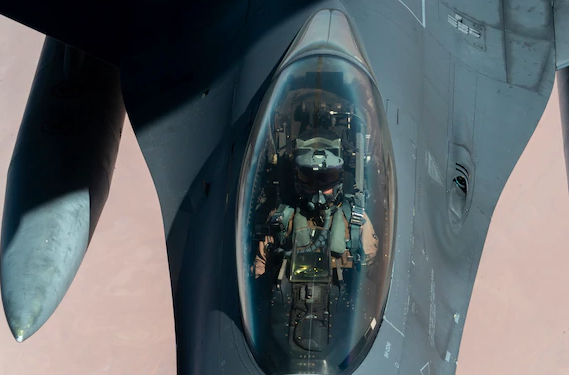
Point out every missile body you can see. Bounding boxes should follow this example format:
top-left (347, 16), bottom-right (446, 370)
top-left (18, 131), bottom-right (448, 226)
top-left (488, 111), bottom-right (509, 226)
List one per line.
top-left (1, 36), bottom-right (125, 341)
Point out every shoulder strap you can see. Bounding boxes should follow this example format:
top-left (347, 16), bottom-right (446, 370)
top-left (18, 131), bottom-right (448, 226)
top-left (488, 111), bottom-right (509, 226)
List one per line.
top-left (343, 194), bottom-right (366, 254)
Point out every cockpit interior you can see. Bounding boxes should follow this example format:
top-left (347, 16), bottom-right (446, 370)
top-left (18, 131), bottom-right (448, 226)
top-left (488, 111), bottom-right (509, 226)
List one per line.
top-left (237, 55), bottom-right (396, 374)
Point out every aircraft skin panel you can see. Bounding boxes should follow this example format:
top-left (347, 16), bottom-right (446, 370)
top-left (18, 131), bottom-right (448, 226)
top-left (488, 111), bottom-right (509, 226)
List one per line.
top-left (345, 1), bottom-right (554, 374)
top-left (554, 0), bottom-right (569, 70)
top-left (130, 68), bottom-right (239, 292)
top-left (451, 61), bottom-right (476, 148)
top-left (433, 1), bottom-right (506, 83)
top-left (0, 0), bottom-right (557, 374)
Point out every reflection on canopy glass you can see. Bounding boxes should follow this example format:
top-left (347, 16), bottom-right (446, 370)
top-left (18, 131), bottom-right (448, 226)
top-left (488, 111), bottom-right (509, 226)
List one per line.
top-left (237, 54), bottom-right (396, 374)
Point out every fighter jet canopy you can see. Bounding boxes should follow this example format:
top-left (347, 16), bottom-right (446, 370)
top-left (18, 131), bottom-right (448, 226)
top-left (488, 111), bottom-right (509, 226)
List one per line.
top-left (236, 50), bottom-right (397, 374)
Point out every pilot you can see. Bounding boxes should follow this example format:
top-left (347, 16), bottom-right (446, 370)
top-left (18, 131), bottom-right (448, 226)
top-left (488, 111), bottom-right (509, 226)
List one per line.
top-left (254, 133), bottom-right (379, 279)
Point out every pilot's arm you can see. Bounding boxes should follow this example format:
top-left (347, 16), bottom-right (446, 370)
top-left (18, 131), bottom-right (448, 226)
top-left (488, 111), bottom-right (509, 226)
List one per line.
top-left (254, 209), bottom-right (295, 278)
top-left (254, 235), bottom-right (274, 278)
top-left (360, 212), bottom-right (379, 264)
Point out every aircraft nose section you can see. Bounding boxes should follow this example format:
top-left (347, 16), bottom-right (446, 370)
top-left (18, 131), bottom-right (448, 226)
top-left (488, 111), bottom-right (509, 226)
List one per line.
top-left (278, 9), bottom-right (371, 73)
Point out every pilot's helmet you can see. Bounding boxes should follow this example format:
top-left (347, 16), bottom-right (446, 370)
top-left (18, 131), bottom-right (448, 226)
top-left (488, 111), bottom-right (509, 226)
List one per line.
top-left (294, 130), bottom-right (344, 210)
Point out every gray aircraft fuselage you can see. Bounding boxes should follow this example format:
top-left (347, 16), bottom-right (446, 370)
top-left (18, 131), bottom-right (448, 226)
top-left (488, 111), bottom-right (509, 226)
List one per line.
top-left (0, 0), bottom-right (559, 374)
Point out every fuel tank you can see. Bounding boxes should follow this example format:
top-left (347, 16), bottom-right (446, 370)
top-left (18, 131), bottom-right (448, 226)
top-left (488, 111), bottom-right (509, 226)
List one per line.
top-left (1, 36), bottom-right (125, 342)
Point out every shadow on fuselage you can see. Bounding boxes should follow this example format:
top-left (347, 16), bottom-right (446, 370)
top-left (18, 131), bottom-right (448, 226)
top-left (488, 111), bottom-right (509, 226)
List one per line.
top-left (167, 58), bottom-right (284, 374)
top-left (122, 0), bottom-right (325, 134)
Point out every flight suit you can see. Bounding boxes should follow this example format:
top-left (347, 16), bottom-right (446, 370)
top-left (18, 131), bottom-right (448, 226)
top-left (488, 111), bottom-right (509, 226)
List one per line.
top-left (254, 207), bottom-right (378, 278)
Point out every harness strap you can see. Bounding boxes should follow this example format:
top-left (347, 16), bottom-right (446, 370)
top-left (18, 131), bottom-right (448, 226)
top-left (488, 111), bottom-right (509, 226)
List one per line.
top-left (343, 194), bottom-right (366, 254)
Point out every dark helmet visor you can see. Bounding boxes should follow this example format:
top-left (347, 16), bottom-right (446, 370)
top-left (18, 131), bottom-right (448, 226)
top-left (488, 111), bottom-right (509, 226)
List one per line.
top-left (296, 166), bottom-right (343, 192)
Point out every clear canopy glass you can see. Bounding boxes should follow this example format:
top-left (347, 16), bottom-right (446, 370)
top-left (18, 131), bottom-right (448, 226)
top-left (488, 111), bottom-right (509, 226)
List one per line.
top-left (236, 54), bottom-right (396, 375)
